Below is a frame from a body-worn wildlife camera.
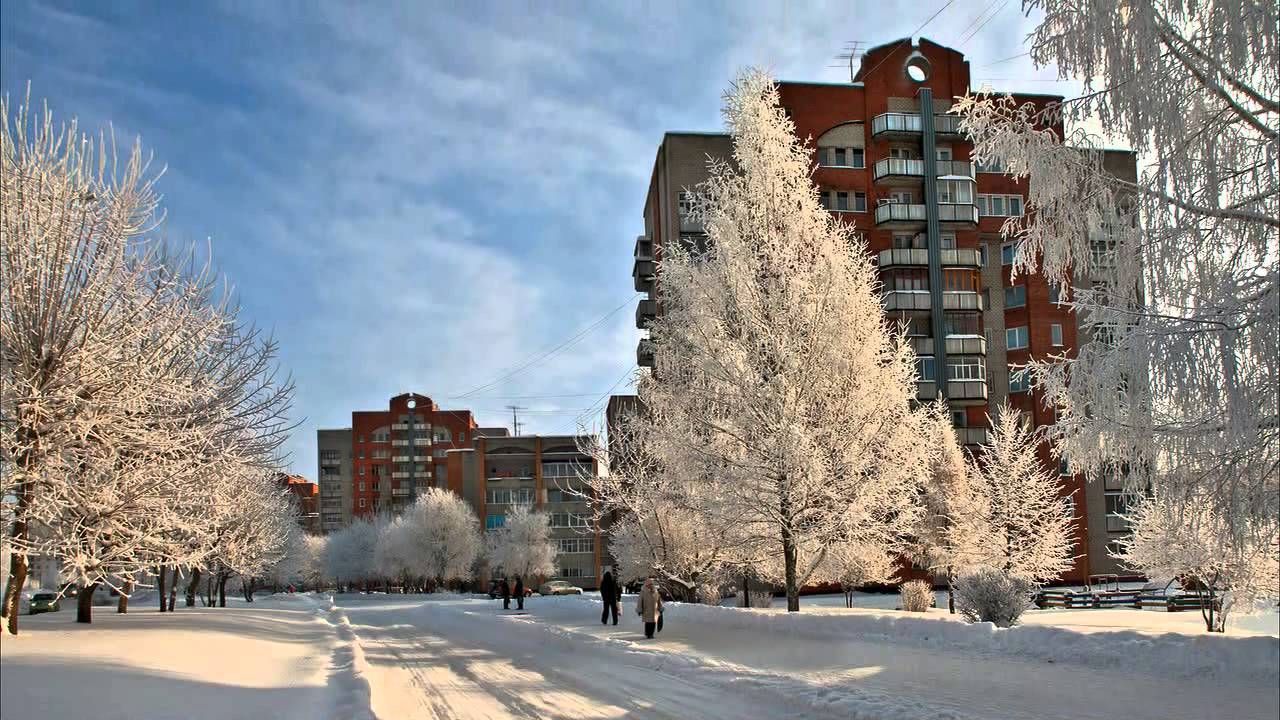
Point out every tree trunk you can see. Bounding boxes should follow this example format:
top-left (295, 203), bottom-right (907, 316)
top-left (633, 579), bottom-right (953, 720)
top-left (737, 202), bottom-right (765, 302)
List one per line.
top-left (186, 569), bottom-right (201, 607)
top-left (77, 583), bottom-right (97, 623)
top-left (3, 551), bottom-right (29, 635)
top-left (218, 576), bottom-right (228, 607)
top-left (157, 567), bottom-right (168, 612)
top-left (118, 579), bottom-right (134, 613)
top-left (779, 479), bottom-right (799, 612)
top-left (947, 567), bottom-right (956, 614)
top-left (167, 568), bottom-right (178, 611)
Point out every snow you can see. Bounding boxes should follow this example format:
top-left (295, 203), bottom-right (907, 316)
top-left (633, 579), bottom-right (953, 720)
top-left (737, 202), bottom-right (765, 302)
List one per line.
top-left (3, 592), bottom-right (1275, 719)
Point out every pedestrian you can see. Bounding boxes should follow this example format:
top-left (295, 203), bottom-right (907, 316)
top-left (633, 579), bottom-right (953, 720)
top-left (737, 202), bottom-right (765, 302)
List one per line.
top-left (500, 576), bottom-right (511, 610)
top-left (600, 570), bottom-right (619, 625)
top-left (635, 577), bottom-right (662, 639)
top-left (514, 576), bottom-right (525, 610)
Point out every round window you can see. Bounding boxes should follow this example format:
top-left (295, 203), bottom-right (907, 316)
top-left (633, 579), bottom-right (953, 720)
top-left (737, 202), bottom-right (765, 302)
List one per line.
top-left (905, 52), bottom-right (931, 83)
top-left (406, 398), bottom-right (417, 409)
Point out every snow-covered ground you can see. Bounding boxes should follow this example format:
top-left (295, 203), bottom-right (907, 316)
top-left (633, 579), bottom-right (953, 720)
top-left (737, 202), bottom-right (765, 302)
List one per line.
top-left (2, 591), bottom-right (1276, 719)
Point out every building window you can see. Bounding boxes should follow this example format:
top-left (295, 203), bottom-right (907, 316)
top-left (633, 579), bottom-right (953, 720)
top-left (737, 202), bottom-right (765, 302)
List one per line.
top-left (975, 158), bottom-right (1007, 173)
top-left (943, 314), bottom-right (980, 336)
top-left (486, 514), bottom-right (507, 530)
top-left (1049, 284), bottom-right (1062, 304)
top-left (942, 268), bottom-right (979, 292)
top-left (946, 357), bottom-right (986, 381)
top-left (936, 179), bottom-right (973, 204)
top-left (978, 194), bottom-right (1024, 217)
top-left (460, 432), bottom-right (467, 443)
top-left (819, 190), bottom-right (831, 209)
top-left (372, 464), bottom-right (382, 477)
top-left (939, 233), bottom-right (956, 249)
top-left (952, 411), bottom-right (967, 428)
top-left (936, 146), bottom-right (953, 161)
top-left (1009, 367), bottom-right (1030, 393)
top-left (559, 567), bottom-right (587, 579)
top-left (550, 512), bottom-right (591, 529)
top-left (818, 147), bottom-right (864, 168)
top-left (836, 191), bottom-right (849, 211)
top-left (357, 435), bottom-right (364, 443)
top-left (358, 498), bottom-right (367, 508)
top-left (320, 449), bottom-right (342, 463)
top-left (915, 357), bottom-right (936, 382)
top-left (1001, 242), bottom-right (1017, 265)
top-left (1058, 455), bottom-right (1071, 476)
top-left (486, 488), bottom-right (535, 505)
top-left (853, 192), bottom-right (866, 212)
top-left (885, 269), bottom-right (928, 291)
top-left (358, 466), bottom-right (365, 476)
top-left (1006, 326), bottom-right (1029, 350)
top-left (979, 245), bottom-right (988, 266)
top-left (558, 538), bottom-right (595, 554)
top-left (1004, 285), bottom-right (1026, 308)
top-left (893, 233), bottom-right (925, 249)
top-left (1051, 324), bottom-right (1064, 346)
top-left (889, 190), bottom-right (914, 204)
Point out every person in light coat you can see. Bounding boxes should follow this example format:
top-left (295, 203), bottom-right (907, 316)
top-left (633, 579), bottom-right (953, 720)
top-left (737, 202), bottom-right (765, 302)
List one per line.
top-left (635, 577), bottom-right (662, 639)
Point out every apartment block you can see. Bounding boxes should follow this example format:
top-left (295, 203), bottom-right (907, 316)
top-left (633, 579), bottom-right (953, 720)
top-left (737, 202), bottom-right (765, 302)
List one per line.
top-left (277, 473), bottom-right (321, 534)
top-left (624, 37), bottom-right (1140, 584)
top-left (447, 433), bottom-right (607, 590)
top-left (316, 393), bottom-right (478, 530)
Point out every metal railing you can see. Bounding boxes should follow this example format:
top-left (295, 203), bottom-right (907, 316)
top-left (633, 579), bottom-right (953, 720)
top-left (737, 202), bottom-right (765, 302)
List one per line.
top-left (874, 203), bottom-right (927, 225)
top-left (938, 203), bottom-right (979, 224)
top-left (872, 157), bottom-right (924, 179)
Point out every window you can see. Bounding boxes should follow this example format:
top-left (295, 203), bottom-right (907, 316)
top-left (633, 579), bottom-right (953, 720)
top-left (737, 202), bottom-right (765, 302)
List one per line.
top-left (818, 147), bottom-right (865, 168)
top-left (893, 233), bottom-right (925, 249)
top-left (819, 190), bottom-right (832, 210)
top-left (546, 488), bottom-right (569, 503)
top-left (1009, 367), bottom-right (1030, 393)
top-left (1006, 326), bottom-right (1029, 350)
top-left (487, 488), bottom-right (535, 505)
top-left (936, 179), bottom-right (973, 204)
top-left (544, 461), bottom-right (590, 478)
top-left (886, 269), bottom-right (928, 291)
top-left (320, 449), bottom-right (342, 463)
top-left (1001, 242), bottom-right (1017, 265)
top-left (358, 481), bottom-right (366, 491)
top-left (433, 449), bottom-right (447, 458)
top-left (889, 146), bottom-right (915, 159)
top-left (889, 190), bottom-right (914, 204)
top-left (371, 464), bottom-right (381, 477)
top-left (359, 498), bottom-right (367, 508)
top-left (1058, 455), bottom-right (1071, 476)
top-left (558, 538), bottom-right (595, 554)
top-left (1004, 285), bottom-right (1026, 308)
top-left (677, 191), bottom-right (694, 217)
top-left (943, 314), bottom-right (980, 336)
top-left (936, 146), bottom-right (953, 161)
top-left (486, 514), bottom-right (507, 530)
top-left (975, 157), bottom-right (1007, 173)
top-left (1049, 284), bottom-right (1062, 304)
top-left (358, 466), bottom-right (365, 476)
top-left (1051, 324), bottom-right (1064, 346)
top-left (559, 567), bottom-right (587, 579)
top-left (915, 357), bottom-right (936, 382)
top-left (979, 245), bottom-right (988, 266)
top-left (460, 432), bottom-right (467, 443)
top-left (946, 357), bottom-right (985, 381)
top-left (371, 448), bottom-right (390, 458)
top-left (322, 466), bottom-right (340, 476)
top-left (550, 512), bottom-right (591, 528)
top-left (942, 268), bottom-right (978, 292)
top-left (952, 411), bottom-right (967, 428)
top-left (357, 449), bottom-right (365, 459)
top-left (904, 313), bottom-right (930, 336)
top-left (978, 194), bottom-right (1024, 217)
top-left (1089, 229), bottom-right (1118, 267)
top-left (853, 192), bottom-right (866, 212)
top-left (357, 435), bottom-right (365, 443)
top-left (836, 191), bottom-right (849, 211)
top-left (939, 233), bottom-right (956, 249)
top-left (434, 429), bottom-right (452, 442)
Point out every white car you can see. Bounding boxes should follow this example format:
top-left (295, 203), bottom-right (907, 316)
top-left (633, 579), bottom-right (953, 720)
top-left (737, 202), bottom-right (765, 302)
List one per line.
top-left (538, 581), bottom-right (583, 596)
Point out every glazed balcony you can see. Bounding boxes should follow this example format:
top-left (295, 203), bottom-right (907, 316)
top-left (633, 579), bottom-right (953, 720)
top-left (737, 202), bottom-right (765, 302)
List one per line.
top-left (877, 247), bottom-right (980, 268)
top-left (637, 337), bottom-right (654, 368)
top-left (635, 299), bottom-right (656, 329)
top-left (874, 202), bottom-right (927, 229)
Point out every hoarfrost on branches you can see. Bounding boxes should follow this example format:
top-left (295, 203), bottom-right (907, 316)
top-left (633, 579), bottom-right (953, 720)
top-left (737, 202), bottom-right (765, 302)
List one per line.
top-left (485, 504), bottom-right (557, 583)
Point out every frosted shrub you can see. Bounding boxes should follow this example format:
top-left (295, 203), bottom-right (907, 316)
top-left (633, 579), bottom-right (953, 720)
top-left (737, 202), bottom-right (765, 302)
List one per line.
top-left (955, 568), bottom-right (1035, 628)
top-left (899, 580), bottom-right (933, 612)
top-left (698, 584), bottom-right (722, 606)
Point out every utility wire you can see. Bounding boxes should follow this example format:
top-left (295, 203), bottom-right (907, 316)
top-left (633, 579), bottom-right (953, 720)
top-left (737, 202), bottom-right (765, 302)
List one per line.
top-left (857, 0), bottom-right (956, 81)
top-left (953, 0), bottom-right (1001, 46)
top-left (959, 0), bottom-right (1011, 48)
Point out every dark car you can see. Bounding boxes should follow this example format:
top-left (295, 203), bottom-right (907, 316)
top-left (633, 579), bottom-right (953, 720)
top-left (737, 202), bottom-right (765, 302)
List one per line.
top-left (30, 592), bottom-right (61, 614)
top-left (488, 579), bottom-right (532, 599)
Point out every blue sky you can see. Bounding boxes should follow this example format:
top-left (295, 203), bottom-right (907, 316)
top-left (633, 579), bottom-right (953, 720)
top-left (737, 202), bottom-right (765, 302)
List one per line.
top-left (1, 1), bottom-right (1074, 476)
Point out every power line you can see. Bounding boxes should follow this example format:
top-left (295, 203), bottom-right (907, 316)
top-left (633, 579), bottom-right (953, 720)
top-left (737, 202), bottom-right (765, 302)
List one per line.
top-left (551, 365), bottom-right (636, 436)
top-left (857, 0), bottom-right (956, 81)
top-left (959, 0), bottom-right (1011, 48)
top-left (979, 50), bottom-right (1031, 68)
top-left (452, 292), bottom-right (640, 400)
top-left (953, 0), bottom-right (1001, 45)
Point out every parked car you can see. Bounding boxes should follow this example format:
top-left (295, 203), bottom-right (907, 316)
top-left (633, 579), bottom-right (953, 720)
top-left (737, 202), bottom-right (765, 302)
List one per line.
top-left (538, 581), bottom-right (583, 596)
top-left (29, 592), bottom-right (61, 614)
top-left (488, 580), bottom-right (533, 599)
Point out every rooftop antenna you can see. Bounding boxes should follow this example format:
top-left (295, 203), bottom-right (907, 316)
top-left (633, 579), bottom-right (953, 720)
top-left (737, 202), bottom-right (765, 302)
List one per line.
top-left (507, 405), bottom-right (525, 436)
top-left (829, 41), bottom-right (865, 83)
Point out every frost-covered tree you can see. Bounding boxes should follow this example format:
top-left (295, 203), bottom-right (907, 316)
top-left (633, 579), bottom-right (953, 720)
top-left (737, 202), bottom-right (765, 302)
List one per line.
top-left (1120, 490), bottom-right (1279, 632)
top-left (300, 534), bottom-right (329, 591)
top-left (819, 541), bottom-right (898, 609)
top-left (485, 504), bottom-right (557, 586)
top-left (955, 0), bottom-right (1278, 616)
top-left (325, 515), bottom-right (383, 590)
top-left (632, 70), bottom-right (932, 612)
top-left (961, 405), bottom-right (1076, 584)
top-left (375, 489), bottom-right (481, 591)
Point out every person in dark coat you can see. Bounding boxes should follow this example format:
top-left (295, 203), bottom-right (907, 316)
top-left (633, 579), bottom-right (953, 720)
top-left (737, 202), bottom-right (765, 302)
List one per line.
top-left (514, 577), bottom-right (525, 610)
top-left (600, 571), bottom-right (619, 625)
top-left (500, 576), bottom-right (511, 610)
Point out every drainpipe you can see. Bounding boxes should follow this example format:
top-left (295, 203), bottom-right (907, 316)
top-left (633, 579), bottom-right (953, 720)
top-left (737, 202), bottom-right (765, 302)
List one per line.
top-left (920, 87), bottom-right (947, 401)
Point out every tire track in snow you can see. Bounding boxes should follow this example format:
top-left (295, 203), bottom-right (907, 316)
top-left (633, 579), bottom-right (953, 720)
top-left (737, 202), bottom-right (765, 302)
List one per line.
top-left (316, 598), bottom-right (378, 720)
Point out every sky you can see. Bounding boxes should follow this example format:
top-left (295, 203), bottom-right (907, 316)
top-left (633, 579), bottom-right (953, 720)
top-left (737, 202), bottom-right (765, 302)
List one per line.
top-left (1, 0), bottom-right (1083, 477)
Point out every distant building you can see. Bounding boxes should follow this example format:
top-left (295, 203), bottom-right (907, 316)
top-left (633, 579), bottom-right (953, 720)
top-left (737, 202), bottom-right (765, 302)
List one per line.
top-left (277, 473), bottom-right (321, 534)
top-left (447, 432), bottom-right (608, 590)
top-left (316, 393), bottom-right (478, 531)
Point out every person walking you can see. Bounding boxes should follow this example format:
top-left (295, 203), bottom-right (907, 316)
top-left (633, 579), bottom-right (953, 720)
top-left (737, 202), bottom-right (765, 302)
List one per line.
top-left (500, 576), bottom-right (511, 610)
top-left (635, 577), bottom-right (662, 639)
top-left (600, 571), bottom-right (619, 625)
top-left (514, 577), bottom-right (525, 610)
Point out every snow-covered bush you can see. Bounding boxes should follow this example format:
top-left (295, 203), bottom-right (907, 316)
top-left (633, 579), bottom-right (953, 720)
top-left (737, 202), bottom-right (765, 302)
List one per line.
top-left (955, 568), bottom-right (1035, 628)
top-left (485, 504), bottom-right (556, 583)
top-left (899, 580), bottom-right (933, 613)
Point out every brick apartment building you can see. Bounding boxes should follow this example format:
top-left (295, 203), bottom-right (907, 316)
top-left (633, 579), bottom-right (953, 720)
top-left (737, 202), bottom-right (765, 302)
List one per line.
top-left (277, 473), bottom-right (321, 534)
top-left (316, 393), bottom-right (479, 532)
top-left (623, 37), bottom-right (1138, 583)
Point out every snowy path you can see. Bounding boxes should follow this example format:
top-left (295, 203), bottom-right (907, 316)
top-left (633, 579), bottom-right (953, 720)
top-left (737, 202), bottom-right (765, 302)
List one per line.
top-left (334, 596), bottom-right (813, 718)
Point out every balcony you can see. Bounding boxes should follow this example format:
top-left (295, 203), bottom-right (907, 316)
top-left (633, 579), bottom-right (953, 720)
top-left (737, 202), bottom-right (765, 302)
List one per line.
top-left (942, 291), bottom-right (984, 311)
top-left (635, 299), bottom-right (656, 329)
top-left (874, 203), bottom-right (926, 228)
top-left (872, 158), bottom-right (923, 182)
top-left (637, 337), bottom-right (654, 367)
top-left (319, 457), bottom-right (342, 467)
top-left (909, 337), bottom-right (934, 356)
top-left (938, 203), bottom-right (979, 226)
top-left (945, 335), bottom-right (987, 355)
top-left (634, 235), bottom-right (653, 261)
top-left (413, 455), bottom-right (430, 462)
top-left (947, 378), bottom-right (989, 404)
top-left (953, 427), bottom-right (990, 446)
top-left (883, 290), bottom-right (932, 312)
top-left (877, 247), bottom-right (981, 268)
top-left (392, 423), bottom-right (411, 430)
top-left (871, 112), bottom-right (964, 139)
top-left (392, 455), bottom-right (410, 463)
top-left (633, 259), bottom-right (655, 293)
top-left (391, 439), bottom-right (409, 447)
top-left (391, 471), bottom-right (410, 479)
top-left (412, 438), bottom-right (431, 446)
top-left (916, 380), bottom-right (938, 401)
top-left (391, 487), bottom-right (413, 497)
top-left (936, 160), bottom-right (975, 179)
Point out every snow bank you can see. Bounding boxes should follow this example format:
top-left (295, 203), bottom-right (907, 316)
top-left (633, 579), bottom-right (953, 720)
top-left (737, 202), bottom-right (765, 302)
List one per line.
top-left (665, 599), bottom-right (1279, 684)
top-left (556, 595), bottom-right (1278, 684)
